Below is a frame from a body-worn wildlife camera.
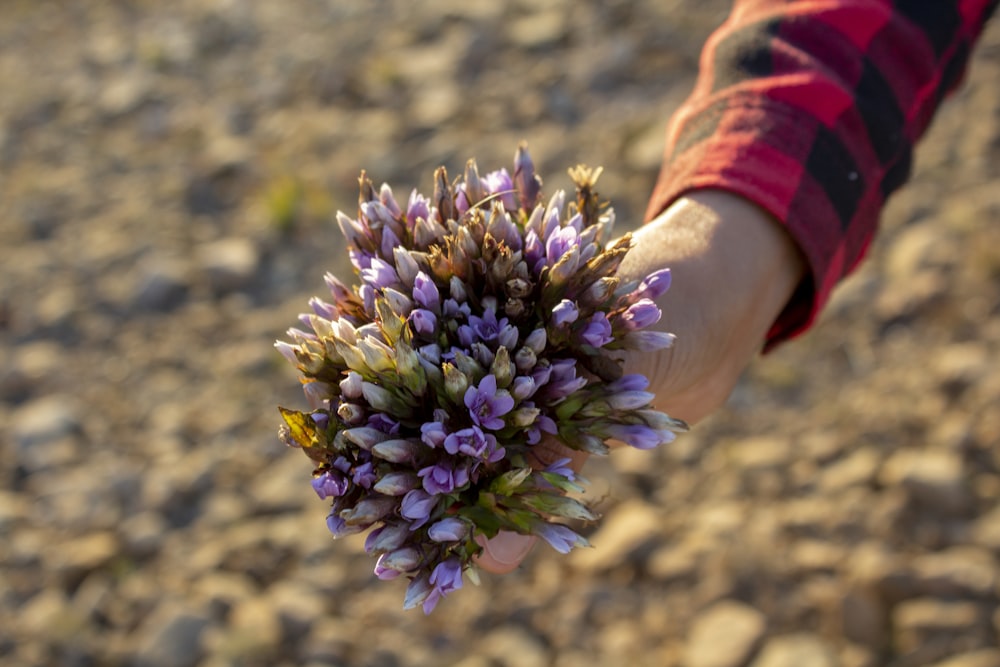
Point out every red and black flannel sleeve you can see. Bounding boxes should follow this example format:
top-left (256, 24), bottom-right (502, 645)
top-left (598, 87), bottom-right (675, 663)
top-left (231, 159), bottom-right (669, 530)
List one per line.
top-left (646, 0), bottom-right (997, 347)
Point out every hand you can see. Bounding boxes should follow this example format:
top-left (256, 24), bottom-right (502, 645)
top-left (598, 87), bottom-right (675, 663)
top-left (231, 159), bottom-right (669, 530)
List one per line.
top-left (475, 189), bottom-right (807, 574)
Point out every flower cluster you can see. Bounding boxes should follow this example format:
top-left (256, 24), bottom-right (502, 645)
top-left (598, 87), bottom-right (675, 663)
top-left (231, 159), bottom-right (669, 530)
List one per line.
top-left (277, 145), bottom-right (686, 613)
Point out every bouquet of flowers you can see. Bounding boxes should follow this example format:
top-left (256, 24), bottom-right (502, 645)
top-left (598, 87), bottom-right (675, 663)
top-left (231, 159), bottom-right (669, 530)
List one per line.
top-left (276, 144), bottom-right (685, 613)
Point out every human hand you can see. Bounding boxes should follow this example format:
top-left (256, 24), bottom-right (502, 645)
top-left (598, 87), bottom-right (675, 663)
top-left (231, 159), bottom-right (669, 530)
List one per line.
top-left (475, 189), bottom-right (806, 573)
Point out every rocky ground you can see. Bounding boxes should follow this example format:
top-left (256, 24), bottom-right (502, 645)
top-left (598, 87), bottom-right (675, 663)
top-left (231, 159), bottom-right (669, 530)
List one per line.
top-left (2, 1), bottom-right (1000, 666)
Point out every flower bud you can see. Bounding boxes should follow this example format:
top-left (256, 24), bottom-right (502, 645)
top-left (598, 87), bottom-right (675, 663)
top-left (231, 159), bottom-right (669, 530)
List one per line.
top-left (490, 346), bottom-right (515, 388)
top-left (393, 246), bottom-right (420, 288)
top-left (374, 471), bottom-right (421, 495)
top-left (443, 362), bottom-right (470, 403)
top-left (341, 426), bottom-right (390, 450)
top-left (511, 375), bottom-right (537, 400)
top-left (509, 405), bottom-right (541, 428)
top-left (449, 275), bottom-right (468, 303)
top-left (635, 268), bottom-right (672, 301)
top-left (372, 438), bottom-right (423, 464)
top-left (622, 330), bottom-right (676, 351)
top-left (337, 402), bottom-right (365, 425)
top-left (551, 299), bottom-right (579, 327)
top-left (365, 522), bottom-right (409, 554)
top-left (524, 328), bottom-right (547, 354)
top-left (340, 496), bottom-right (397, 525)
top-left (605, 390), bottom-right (655, 411)
top-left (428, 517), bottom-right (470, 543)
top-left (340, 371), bottom-right (364, 399)
top-left (378, 547), bottom-right (422, 574)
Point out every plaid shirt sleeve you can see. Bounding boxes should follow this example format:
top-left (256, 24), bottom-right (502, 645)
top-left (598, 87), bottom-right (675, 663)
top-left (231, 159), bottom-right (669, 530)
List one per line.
top-left (645, 0), bottom-right (997, 347)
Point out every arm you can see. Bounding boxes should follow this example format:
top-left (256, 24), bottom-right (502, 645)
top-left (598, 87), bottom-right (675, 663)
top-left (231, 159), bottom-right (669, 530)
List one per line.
top-left (648, 0), bottom-right (997, 348)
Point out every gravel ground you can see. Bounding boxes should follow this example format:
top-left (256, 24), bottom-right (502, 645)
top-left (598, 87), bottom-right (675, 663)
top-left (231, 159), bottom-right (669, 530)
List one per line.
top-left (2, 2), bottom-right (999, 666)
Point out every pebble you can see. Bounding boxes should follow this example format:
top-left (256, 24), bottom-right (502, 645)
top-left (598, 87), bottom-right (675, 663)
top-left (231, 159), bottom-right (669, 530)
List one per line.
top-left (931, 649), bottom-right (1000, 667)
top-left (133, 256), bottom-right (191, 312)
top-left (909, 546), bottom-right (999, 598)
top-left (879, 449), bottom-right (970, 515)
top-left (134, 601), bottom-right (212, 667)
top-left (197, 237), bottom-right (260, 294)
top-left (683, 600), bottom-right (767, 667)
top-left (12, 394), bottom-right (81, 471)
top-left (570, 499), bottom-right (662, 572)
top-left (749, 633), bottom-right (838, 667)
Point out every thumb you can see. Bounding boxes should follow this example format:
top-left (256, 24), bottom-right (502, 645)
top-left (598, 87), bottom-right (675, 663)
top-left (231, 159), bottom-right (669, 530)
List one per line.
top-left (474, 532), bottom-right (538, 574)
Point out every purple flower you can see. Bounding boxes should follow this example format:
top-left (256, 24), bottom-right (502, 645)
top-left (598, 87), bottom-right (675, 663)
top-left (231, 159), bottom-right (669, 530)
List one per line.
top-left (352, 462), bottom-right (377, 489)
top-left (482, 169), bottom-right (518, 212)
top-left (423, 557), bottom-right (464, 614)
top-left (380, 226), bottom-right (401, 261)
top-left (312, 470), bottom-right (349, 499)
top-left (543, 457), bottom-right (576, 481)
top-left (514, 143), bottom-right (541, 211)
top-left (427, 517), bottom-right (470, 543)
top-left (409, 309), bottom-right (438, 337)
top-left (457, 309), bottom-right (518, 350)
top-left (464, 375), bottom-right (515, 430)
top-left (620, 299), bottom-right (661, 331)
top-left (367, 413), bottom-right (401, 435)
top-left (349, 248), bottom-right (374, 272)
top-left (326, 512), bottom-right (362, 538)
top-left (533, 522), bottom-right (587, 554)
top-left (579, 312), bottom-right (613, 348)
top-left (420, 421), bottom-right (448, 449)
top-left (526, 414), bottom-right (557, 444)
top-left (401, 489), bottom-right (437, 528)
top-left (443, 425), bottom-right (504, 462)
top-left (524, 230), bottom-right (545, 273)
top-left (413, 272), bottom-right (441, 312)
top-left (511, 375), bottom-right (537, 400)
top-left (418, 461), bottom-right (470, 495)
top-left (443, 298), bottom-right (472, 320)
top-left (539, 359), bottom-right (586, 401)
top-left (365, 522), bottom-right (409, 554)
top-left (406, 189), bottom-right (430, 227)
top-left (608, 374), bottom-right (649, 393)
top-left (545, 225), bottom-right (579, 265)
top-left (602, 423), bottom-right (664, 449)
top-left (636, 268), bottom-right (672, 301)
top-left (374, 547), bottom-right (421, 580)
top-left (551, 299), bottom-right (579, 327)
top-left (360, 257), bottom-right (399, 289)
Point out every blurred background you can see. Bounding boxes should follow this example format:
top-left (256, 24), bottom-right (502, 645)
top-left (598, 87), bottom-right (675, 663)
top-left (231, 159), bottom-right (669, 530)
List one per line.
top-left (2, 1), bottom-right (999, 666)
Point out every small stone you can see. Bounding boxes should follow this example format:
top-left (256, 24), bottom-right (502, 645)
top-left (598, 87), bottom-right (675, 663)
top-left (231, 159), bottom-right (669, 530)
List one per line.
top-left (819, 448), bottom-right (880, 491)
top-left (839, 588), bottom-right (888, 651)
top-left (506, 11), bottom-right (568, 50)
top-left (879, 449), bottom-right (970, 515)
top-left (930, 649), bottom-right (1000, 667)
top-left (198, 237), bottom-right (259, 293)
top-left (134, 601), bottom-right (211, 667)
top-left (684, 600), bottom-right (767, 667)
top-left (910, 546), bottom-right (999, 598)
top-left (749, 633), bottom-right (837, 667)
top-left (13, 394), bottom-right (81, 450)
top-left (893, 598), bottom-right (988, 659)
top-left (569, 500), bottom-right (661, 572)
top-left (970, 505), bottom-right (1000, 553)
top-left (134, 257), bottom-right (191, 311)
top-left (726, 436), bottom-right (791, 470)
top-left (480, 626), bottom-right (549, 667)
top-left (211, 595), bottom-right (284, 660)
